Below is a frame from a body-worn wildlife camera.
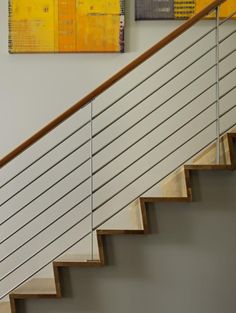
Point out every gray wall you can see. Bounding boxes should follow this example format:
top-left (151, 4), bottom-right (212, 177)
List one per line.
top-left (18, 168), bottom-right (236, 313)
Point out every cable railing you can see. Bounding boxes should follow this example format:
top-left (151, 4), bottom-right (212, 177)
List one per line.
top-left (1, 0), bottom-right (236, 300)
top-left (1, 83), bottom-right (236, 263)
top-left (93, 47), bottom-right (236, 169)
top-left (1, 117), bottom-right (235, 297)
top-left (0, 122), bottom-right (91, 189)
top-left (1, 86), bottom-right (234, 249)
top-left (1, 105), bottom-right (236, 278)
top-left (1, 21), bottom-right (233, 191)
top-left (1, 29), bottom-right (235, 193)
top-left (1, 6), bottom-right (233, 191)
top-left (1, 20), bottom-right (234, 193)
top-left (1, 33), bottom-right (235, 228)
top-left (0, 0), bottom-right (227, 168)
top-left (92, 32), bottom-right (236, 142)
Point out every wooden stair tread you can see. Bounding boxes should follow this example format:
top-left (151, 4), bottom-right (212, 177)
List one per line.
top-left (97, 229), bottom-right (145, 235)
top-left (55, 254), bottom-right (93, 262)
top-left (185, 164), bottom-right (233, 170)
top-left (0, 302), bottom-right (11, 313)
top-left (54, 254), bottom-right (101, 267)
top-left (11, 278), bottom-right (56, 296)
top-left (140, 196), bottom-right (189, 202)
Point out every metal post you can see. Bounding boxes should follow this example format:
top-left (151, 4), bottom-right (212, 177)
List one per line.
top-left (90, 100), bottom-right (94, 260)
top-left (215, 5), bottom-right (220, 164)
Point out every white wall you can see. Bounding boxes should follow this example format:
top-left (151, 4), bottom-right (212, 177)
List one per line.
top-left (0, 0), bottom-right (236, 299)
top-left (0, 0), bottom-right (181, 157)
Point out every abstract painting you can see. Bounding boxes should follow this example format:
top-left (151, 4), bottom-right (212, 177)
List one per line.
top-left (9, 0), bottom-right (125, 53)
top-left (135, 0), bottom-right (236, 20)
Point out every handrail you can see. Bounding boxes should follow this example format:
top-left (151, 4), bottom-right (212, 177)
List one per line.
top-left (0, 0), bottom-right (226, 168)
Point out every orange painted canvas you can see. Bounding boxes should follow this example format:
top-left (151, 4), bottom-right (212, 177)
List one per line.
top-left (9, 0), bottom-right (125, 53)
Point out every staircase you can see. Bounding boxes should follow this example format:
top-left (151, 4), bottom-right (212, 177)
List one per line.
top-left (1, 0), bottom-right (236, 311)
top-left (0, 132), bottom-right (235, 312)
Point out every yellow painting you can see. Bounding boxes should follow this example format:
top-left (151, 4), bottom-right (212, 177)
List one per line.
top-left (9, 0), bottom-right (125, 53)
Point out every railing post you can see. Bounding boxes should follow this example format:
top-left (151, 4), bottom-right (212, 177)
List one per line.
top-left (90, 100), bottom-right (94, 260)
top-left (215, 4), bottom-right (220, 164)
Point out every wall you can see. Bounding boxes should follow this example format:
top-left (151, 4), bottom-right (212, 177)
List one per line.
top-left (16, 168), bottom-right (236, 313)
top-left (1, 0), bottom-right (236, 299)
top-left (0, 0), bottom-right (181, 157)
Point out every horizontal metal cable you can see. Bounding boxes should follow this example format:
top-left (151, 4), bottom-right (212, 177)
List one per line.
top-left (94, 120), bottom-right (236, 230)
top-left (0, 117), bottom-right (218, 280)
top-left (92, 82), bottom-right (214, 177)
top-left (3, 88), bottom-right (235, 260)
top-left (93, 25), bottom-right (219, 121)
top-left (0, 154), bottom-right (90, 226)
top-left (93, 62), bottom-right (234, 175)
top-left (93, 65), bottom-right (215, 158)
top-left (94, 11), bottom-right (236, 122)
top-left (93, 61), bottom-right (236, 178)
top-left (0, 210), bottom-right (91, 281)
top-left (0, 229), bottom-right (91, 300)
top-left (93, 98), bottom-right (236, 213)
top-left (93, 84), bottom-right (236, 194)
top-left (93, 50), bottom-right (236, 161)
top-left (0, 152), bottom-right (89, 219)
top-left (2, 117), bottom-right (235, 291)
top-left (0, 120), bottom-right (90, 189)
top-left (0, 139), bottom-right (90, 209)
top-left (220, 103), bottom-right (236, 118)
top-left (0, 175), bottom-right (90, 244)
top-left (0, 193), bottom-right (91, 262)
top-left (93, 48), bottom-right (236, 170)
top-left (3, 87), bottom-right (235, 260)
top-left (92, 30), bottom-right (236, 142)
top-left (95, 114), bottom-right (236, 229)
top-left (92, 106), bottom-right (221, 213)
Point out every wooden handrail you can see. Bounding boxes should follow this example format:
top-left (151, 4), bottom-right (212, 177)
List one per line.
top-left (0, 0), bottom-right (226, 168)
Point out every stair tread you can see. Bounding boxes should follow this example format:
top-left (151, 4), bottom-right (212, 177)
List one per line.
top-left (55, 254), bottom-right (100, 263)
top-left (0, 302), bottom-right (11, 313)
top-left (185, 164), bottom-right (233, 170)
top-left (97, 229), bottom-right (145, 235)
top-left (11, 278), bottom-right (56, 295)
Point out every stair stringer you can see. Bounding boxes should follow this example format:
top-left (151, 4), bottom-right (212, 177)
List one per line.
top-left (5, 132), bottom-right (236, 313)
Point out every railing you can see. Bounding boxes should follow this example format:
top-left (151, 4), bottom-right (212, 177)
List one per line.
top-left (1, 0), bottom-right (236, 299)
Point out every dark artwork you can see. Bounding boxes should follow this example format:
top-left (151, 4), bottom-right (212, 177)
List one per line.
top-left (135, 0), bottom-right (175, 20)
